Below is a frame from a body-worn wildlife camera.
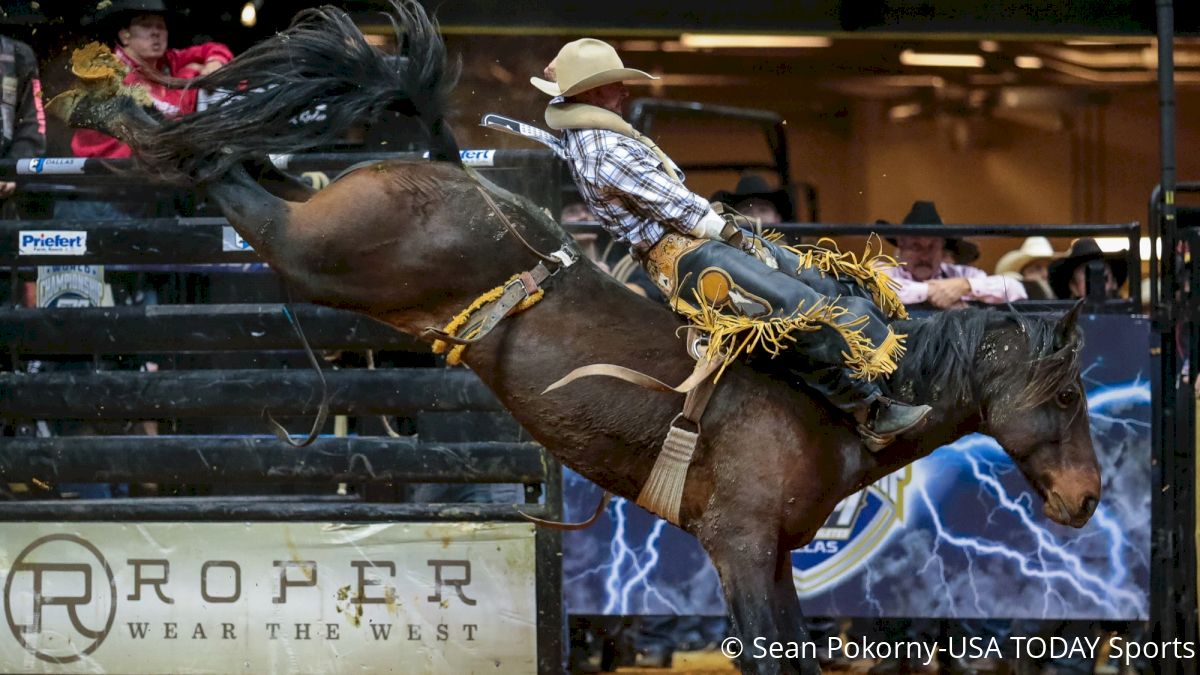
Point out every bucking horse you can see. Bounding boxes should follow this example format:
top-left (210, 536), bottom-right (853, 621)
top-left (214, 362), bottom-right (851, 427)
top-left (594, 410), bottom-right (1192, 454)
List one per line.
top-left (50, 3), bottom-right (1101, 673)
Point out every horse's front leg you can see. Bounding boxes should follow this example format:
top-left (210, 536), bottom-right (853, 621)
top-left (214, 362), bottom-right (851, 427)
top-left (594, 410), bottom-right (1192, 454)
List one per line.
top-left (705, 534), bottom-right (813, 675)
top-left (771, 546), bottom-right (821, 675)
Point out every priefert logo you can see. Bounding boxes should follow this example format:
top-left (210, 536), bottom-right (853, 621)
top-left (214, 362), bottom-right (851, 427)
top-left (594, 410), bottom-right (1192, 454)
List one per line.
top-left (18, 231), bottom-right (87, 255)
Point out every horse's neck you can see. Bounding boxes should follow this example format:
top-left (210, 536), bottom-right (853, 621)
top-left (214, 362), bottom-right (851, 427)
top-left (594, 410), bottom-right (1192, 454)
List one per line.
top-left (863, 318), bottom-right (989, 482)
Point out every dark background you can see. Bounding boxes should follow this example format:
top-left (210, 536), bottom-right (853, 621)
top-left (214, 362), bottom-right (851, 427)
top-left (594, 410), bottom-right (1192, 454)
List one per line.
top-left (4, 1), bottom-right (1200, 51)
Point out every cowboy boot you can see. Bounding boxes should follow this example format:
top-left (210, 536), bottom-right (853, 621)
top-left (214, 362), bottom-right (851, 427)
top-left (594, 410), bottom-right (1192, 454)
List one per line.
top-left (855, 397), bottom-right (932, 451)
top-left (782, 362), bottom-right (928, 451)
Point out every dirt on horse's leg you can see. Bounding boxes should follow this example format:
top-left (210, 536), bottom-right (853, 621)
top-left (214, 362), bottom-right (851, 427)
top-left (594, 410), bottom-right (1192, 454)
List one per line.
top-left (205, 164), bottom-right (293, 252)
top-left (707, 535), bottom-right (803, 675)
top-left (771, 547), bottom-right (821, 675)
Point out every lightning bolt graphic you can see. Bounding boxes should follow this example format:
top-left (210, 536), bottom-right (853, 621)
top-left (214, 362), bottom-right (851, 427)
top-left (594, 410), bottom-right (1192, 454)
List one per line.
top-left (563, 376), bottom-right (1151, 620)
top-left (562, 485), bottom-right (685, 615)
top-left (844, 376), bottom-right (1151, 619)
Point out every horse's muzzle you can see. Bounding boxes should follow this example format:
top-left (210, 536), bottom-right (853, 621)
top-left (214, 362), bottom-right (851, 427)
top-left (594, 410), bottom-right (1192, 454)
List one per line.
top-left (1045, 488), bottom-right (1100, 528)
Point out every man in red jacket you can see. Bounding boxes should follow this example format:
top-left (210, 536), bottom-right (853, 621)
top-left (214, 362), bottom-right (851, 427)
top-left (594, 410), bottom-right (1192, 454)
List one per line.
top-left (71, 0), bottom-right (232, 159)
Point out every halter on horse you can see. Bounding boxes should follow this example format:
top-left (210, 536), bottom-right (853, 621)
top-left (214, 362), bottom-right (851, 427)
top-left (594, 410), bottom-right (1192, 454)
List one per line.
top-left (50, 3), bottom-right (1102, 673)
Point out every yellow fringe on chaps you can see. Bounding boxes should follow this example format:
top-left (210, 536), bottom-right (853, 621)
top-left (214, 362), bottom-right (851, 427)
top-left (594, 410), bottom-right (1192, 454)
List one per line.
top-left (784, 234), bottom-right (909, 321)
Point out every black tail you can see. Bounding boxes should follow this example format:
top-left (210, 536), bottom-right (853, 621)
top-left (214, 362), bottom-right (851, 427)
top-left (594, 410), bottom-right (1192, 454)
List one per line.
top-left (132, 0), bottom-right (460, 182)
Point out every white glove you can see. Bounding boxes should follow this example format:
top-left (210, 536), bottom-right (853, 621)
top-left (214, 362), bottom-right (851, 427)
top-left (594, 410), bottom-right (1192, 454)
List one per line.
top-left (692, 209), bottom-right (726, 240)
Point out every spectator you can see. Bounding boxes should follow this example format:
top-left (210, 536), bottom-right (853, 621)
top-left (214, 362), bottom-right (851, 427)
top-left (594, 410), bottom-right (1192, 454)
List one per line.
top-left (1048, 237), bottom-right (1128, 301)
top-left (995, 236), bottom-right (1060, 300)
top-left (882, 201), bottom-right (1027, 309)
top-left (0, 34), bottom-right (46, 218)
top-left (710, 174), bottom-right (794, 225)
top-left (74, 0), bottom-right (231, 158)
top-left (944, 238), bottom-right (980, 266)
top-left (58, 0), bottom-right (232, 220)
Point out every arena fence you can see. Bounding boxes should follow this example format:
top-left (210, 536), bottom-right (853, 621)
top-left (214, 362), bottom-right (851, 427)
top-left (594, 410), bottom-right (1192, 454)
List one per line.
top-left (0, 150), bottom-right (565, 673)
top-left (1149, 181), bottom-right (1200, 675)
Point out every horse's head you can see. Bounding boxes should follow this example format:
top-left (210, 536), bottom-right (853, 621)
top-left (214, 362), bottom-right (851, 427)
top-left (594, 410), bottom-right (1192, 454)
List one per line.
top-left (896, 304), bottom-right (1102, 528)
top-left (977, 302), bottom-right (1100, 528)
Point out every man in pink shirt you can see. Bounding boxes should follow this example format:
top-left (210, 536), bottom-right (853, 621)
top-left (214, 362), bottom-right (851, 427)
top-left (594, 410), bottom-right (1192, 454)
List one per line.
top-left (882, 201), bottom-right (1027, 309)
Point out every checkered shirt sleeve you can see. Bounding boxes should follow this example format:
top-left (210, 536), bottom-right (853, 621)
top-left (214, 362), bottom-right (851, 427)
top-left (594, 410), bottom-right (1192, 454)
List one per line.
top-left (564, 129), bottom-right (710, 253)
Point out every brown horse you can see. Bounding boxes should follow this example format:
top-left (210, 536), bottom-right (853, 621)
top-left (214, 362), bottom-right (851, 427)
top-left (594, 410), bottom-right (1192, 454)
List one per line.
top-left (50, 3), bottom-right (1101, 673)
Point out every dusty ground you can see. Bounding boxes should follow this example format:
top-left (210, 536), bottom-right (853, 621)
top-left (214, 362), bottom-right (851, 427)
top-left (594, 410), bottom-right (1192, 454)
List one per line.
top-left (613, 650), bottom-right (736, 674)
top-left (612, 650), bottom-right (873, 674)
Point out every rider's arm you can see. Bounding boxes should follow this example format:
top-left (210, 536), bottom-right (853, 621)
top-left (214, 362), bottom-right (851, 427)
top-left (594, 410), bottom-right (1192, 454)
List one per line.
top-left (168, 42), bottom-right (234, 76)
top-left (594, 142), bottom-right (722, 239)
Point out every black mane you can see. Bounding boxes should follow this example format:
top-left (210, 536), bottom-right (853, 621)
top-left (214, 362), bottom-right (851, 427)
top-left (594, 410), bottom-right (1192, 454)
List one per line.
top-left (891, 307), bottom-right (1082, 410)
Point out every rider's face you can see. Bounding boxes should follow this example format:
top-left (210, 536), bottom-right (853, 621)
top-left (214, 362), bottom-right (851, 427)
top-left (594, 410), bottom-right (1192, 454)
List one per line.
top-left (578, 83), bottom-right (628, 115)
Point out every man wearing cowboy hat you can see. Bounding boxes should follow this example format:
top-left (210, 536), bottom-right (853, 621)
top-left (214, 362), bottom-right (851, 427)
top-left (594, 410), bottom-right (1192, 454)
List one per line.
top-left (995, 236), bottom-right (1059, 300)
top-left (1048, 237), bottom-right (1127, 300)
top-left (69, 0), bottom-right (232, 160)
top-left (881, 201), bottom-right (1027, 309)
top-left (710, 174), bottom-right (794, 225)
top-left (531, 39), bottom-right (931, 448)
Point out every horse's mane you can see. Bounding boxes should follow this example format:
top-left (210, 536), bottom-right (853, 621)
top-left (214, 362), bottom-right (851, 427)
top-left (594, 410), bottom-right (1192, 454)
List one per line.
top-left (892, 308), bottom-right (1082, 409)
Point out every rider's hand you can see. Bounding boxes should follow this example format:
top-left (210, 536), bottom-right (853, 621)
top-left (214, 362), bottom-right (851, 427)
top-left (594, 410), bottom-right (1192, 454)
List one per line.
top-left (0, 181), bottom-right (15, 199)
top-left (926, 278), bottom-right (971, 309)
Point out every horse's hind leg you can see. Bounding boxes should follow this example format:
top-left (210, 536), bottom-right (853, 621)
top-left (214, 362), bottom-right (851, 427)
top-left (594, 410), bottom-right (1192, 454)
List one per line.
top-left (242, 158), bottom-right (318, 203)
top-left (705, 535), bottom-right (816, 675)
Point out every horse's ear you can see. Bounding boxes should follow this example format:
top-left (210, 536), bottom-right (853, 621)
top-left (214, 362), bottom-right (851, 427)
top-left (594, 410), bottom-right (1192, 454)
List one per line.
top-left (1055, 299), bottom-right (1084, 349)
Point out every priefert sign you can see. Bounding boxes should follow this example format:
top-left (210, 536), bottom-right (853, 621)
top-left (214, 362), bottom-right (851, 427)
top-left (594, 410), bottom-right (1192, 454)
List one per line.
top-left (18, 231), bottom-right (87, 256)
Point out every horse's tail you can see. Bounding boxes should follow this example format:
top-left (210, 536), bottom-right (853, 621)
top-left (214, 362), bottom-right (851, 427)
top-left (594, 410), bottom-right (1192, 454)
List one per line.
top-left (134, 0), bottom-right (461, 182)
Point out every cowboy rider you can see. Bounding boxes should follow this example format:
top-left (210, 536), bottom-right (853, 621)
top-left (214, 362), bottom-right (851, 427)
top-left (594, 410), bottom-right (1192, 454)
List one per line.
top-left (531, 39), bottom-right (931, 448)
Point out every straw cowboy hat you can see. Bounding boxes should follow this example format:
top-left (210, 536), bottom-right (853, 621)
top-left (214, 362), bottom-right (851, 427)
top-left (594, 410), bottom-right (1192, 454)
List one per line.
top-left (710, 175), bottom-right (795, 222)
top-left (530, 39), bottom-right (658, 97)
top-left (1048, 237), bottom-right (1128, 299)
top-left (995, 236), bottom-right (1059, 277)
top-left (884, 201), bottom-right (980, 265)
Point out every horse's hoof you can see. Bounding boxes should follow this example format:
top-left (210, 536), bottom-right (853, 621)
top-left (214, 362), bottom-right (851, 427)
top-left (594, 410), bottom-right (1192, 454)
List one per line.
top-left (69, 43), bottom-right (126, 86)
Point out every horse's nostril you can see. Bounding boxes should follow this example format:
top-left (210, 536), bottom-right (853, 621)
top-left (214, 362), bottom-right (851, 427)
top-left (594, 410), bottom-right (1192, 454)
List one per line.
top-left (1081, 495), bottom-right (1098, 516)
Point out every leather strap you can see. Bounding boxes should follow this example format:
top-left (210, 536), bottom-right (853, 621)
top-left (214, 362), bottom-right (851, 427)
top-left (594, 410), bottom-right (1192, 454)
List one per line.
top-left (681, 362), bottom-right (718, 424)
top-left (422, 261), bottom-right (554, 347)
top-left (543, 356), bottom-right (719, 396)
top-left (475, 184), bottom-right (565, 266)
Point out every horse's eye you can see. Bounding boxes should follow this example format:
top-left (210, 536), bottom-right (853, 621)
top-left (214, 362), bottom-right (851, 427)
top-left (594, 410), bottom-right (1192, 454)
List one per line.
top-left (1056, 388), bottom-right (1081, 408)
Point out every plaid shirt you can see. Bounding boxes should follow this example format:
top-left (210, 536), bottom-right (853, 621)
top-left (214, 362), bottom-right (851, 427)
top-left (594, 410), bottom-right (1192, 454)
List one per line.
top-left (561, 127), bottom-right (710, 255)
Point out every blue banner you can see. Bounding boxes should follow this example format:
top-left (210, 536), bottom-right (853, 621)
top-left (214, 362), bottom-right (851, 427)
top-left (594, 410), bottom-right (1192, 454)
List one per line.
top-left (562, 313), bottom-right (1151, 620)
